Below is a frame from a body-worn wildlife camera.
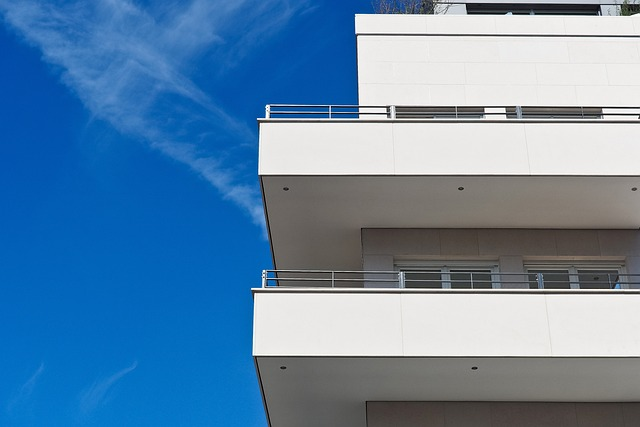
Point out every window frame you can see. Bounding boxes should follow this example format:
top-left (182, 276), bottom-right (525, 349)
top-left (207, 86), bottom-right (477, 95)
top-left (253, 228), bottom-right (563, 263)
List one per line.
top-left (395, 261), bottom-right (500, 289)
top-left (525, 264), bottom-right (626, 290)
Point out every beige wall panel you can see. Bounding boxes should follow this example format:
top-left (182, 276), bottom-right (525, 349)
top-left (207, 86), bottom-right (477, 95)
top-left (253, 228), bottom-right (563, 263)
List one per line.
top-left (443, 402), bottom-right (492, 427)
top-left (362, 228), bottom-right (441, 256)
top-left (554, 230), bottom-right (601, 257)
top-left (477, 229), bottom-right (559, 256)
top-left (491, 402), bottom-right (578, 427)
top-left (367, 402), bottom-right (445, 427)
top-left (622, 403), bottom-right (640, 427)
top-left (575, 403), bottom-right (624, 427)
top-left (439, 229), bottom-right (480, 256)
top-left (367, 402), bottom-right (640, 427)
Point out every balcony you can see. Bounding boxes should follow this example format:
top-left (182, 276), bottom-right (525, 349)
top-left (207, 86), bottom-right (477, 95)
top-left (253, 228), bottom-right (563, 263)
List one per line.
top-left (253, 275), bottom-right (640, 427)
top-left (259, 104), bottom-right (640, 271)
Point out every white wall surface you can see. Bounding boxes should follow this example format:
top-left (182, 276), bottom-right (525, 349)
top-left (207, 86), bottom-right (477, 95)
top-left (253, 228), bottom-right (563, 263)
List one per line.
top-left (356, 15), bottom-right (640, 106)
top-left (259, 120), bottom-right (640, 176)
top-left (253, 290), bottom-right (640, 357)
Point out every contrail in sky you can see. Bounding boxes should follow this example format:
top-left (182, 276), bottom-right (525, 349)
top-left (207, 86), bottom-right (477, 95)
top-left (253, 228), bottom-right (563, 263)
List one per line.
top-left (0, 0), bottom-right (307, 231)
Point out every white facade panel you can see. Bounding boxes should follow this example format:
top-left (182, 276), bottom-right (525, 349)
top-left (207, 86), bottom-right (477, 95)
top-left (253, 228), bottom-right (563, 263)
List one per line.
top-left (464, 84), bottom-right (539, 105)
top-left (391, 122), bottom-right (531, 175)
top-left (567, 40), bottom-right (640, 64)
top-left (546, 294), bottom-right (640, 356)
top-left (401, 293), bottom-right (552, 356)
top-left (524, 123), bottom-right (640, 176)
top-left (254, 291), bottom-right (640, 358)
top-left (493, 16), bottom-right (567, 34)
top-left (497, 39), bottom-right (570, 63)
top-left (356, 16), bottom-right (640, 107)
top-left (258, 121), bottom-right (395, 175)
top-left (357, 36), bottom-right (429, 63)
top-left (562, 16), bottom-right (637, 35)
top-left (393, 62), bottom-right (467, 85)
top-left (259, 121), bottom-right (640, 177)
top-left (535, 63), bottom-right (609, 86)
top-left (427, 38), bottom-right (500, 63)
top-left (253, 292), bottom-right (404, 356)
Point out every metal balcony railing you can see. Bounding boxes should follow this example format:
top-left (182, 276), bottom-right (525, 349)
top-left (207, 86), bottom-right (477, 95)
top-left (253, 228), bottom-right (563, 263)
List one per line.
top-left (264, 105), bottom-right (640, 121)
top-left (262, 269), bottom-right (640, 290)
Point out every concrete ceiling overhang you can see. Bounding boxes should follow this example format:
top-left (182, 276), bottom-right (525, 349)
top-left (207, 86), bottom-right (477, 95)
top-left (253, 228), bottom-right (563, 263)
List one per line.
top-left (256, 356), bottom-right (640, 427)
top-left (261, 175), bottom-right (640, 270)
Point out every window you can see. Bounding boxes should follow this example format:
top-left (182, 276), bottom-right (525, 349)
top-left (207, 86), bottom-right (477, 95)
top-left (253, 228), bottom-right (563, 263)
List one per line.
top-left (466, 3), bottom-right (601, 15)
top-left (506, 107), bottom-right (603, 119)
top-left (526, 265), bottom-right (624, 289)
top-left (397, 263), bottom-right (499, 289)
top-left (394, 106), bottom-right (485, 119)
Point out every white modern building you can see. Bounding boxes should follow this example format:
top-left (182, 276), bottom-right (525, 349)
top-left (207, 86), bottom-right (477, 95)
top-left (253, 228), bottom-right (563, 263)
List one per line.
top-left (253, 3), bottom-right (640, 426)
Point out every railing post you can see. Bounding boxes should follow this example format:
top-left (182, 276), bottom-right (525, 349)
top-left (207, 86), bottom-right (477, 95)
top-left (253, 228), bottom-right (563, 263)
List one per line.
top-left (389, 105), bottom-right (396, 120)
top-left (537, 272), bottom-right (544, 289)
top-left (328, 105), bottom-right (332, 119)
top-left (516, 105), bottom-right (523, 119)
top-left (399, 271), bottom-right (405, 289)
top-left (265, 105), bottom-right (271, 119)
top-left (262, 270), bottom-right (267, 288)
top-left (331, 270), bottom-right (335, 288)
top-left (470, 272), bottom-right (474, 289)
top-left (455, 106), bottom-right (459, 119)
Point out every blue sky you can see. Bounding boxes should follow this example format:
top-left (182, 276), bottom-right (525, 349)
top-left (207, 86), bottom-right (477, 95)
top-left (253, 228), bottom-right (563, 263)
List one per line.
top-left (0, 1), bottom-right (365, 426)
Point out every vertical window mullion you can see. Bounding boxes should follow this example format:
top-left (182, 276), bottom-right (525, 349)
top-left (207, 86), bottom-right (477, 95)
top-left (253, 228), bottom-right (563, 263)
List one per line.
top-left (442, 267), bottom-right (452, 289)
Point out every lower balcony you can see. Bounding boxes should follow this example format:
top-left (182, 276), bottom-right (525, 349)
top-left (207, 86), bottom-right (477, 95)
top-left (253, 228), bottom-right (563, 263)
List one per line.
top-left (253, 281), bottom-right (640, 427)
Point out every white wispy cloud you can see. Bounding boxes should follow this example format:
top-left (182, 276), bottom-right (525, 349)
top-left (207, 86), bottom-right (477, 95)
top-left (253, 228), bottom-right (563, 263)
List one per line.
top-left (6, 362), bottom-right (45, 414)
top-left (78, 361), bottom-right (137, 416)
top-left (0, 0), bottom-right (309, 231)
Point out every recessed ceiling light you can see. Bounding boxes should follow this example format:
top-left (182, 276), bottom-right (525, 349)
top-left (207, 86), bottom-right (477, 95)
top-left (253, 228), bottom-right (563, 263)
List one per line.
top-left (471, 366), bottom-right (478, 370)
top-left (458, 187), bottom-right (465, 191)
top-left (632, 187), bottom-right (638, 192)
top-left (283, 187), bottom-right (290, 191)
top-left (280, 366), bottom-right (287, 370)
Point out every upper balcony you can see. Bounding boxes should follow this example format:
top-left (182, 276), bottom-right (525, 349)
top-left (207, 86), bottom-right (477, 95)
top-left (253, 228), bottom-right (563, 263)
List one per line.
top-left (259, 104), bottom-right (640, 270)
